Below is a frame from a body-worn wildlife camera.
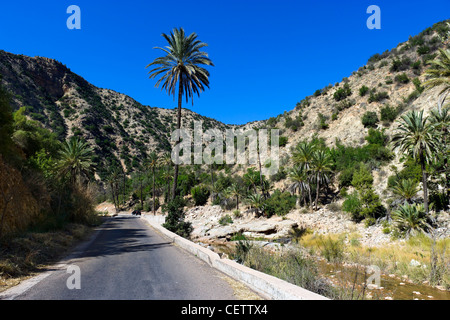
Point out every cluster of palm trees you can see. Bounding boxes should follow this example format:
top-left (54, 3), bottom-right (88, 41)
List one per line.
top-left (388, 47), bottom-right (450, 234)
top-left (288, 141), bottom-right (333, 210)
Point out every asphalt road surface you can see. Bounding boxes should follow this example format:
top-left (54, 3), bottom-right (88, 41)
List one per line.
top-left (10, 215), bottom-right (255, 300)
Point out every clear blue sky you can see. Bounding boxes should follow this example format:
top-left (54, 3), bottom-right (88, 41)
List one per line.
top-left (0, 1), bottom-right (449, 125)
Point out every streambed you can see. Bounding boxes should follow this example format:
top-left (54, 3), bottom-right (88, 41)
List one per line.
top-left (200, 239), bottom-right (450, 300)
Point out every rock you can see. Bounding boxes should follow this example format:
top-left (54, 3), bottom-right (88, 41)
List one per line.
top-left (413, 291), bottom-right (421, 295)
top-left (385, 297), bottom-right (393, 300)
top-left (409, 259), bottom-right (421, 267)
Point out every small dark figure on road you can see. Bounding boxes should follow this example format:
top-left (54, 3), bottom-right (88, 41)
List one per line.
top-left (131, 210), bottom-right (141, 216)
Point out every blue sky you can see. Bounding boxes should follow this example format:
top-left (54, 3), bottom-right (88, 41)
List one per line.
top-left (0, 1), bottom-right (449, 125)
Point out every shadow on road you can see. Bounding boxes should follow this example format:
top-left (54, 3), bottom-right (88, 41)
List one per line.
top-left (79, 216), bottom-right (172, 258)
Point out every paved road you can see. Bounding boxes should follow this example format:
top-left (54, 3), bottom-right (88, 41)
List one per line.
top-left (10, 215), bottom-right (252, 300)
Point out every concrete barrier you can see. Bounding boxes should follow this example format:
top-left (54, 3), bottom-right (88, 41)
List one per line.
top-left (142, 214), bottom-right (329, 300)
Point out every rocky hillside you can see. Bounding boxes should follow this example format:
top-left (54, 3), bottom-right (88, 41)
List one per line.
top-left (255, 20), bottom-right (448, 149)
top-left (0, 51), bottom-right (232, 179)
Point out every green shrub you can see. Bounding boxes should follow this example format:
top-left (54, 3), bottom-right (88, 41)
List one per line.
top-left (342, 192), bottom-right (362, 220)
top-left (368, 91), bottom-right (389, 103)
top-left (417, 45), bottom-right (430, 55)
top-left (412, 77), bottom-right (424, 93)
top-left (380, 104), bottom-right (398, 123)
top-left (191, 185), bottom-right (210, 206)
top-left (333, 83), bottom-right (352, 101)
top-left (317, 113), bottom-right (328, 130)
top-left (390, 57), bottom-right (412, 72)
top-left (392, 203), bottom-right (430, 237)
top-left (279, 136), bottom-right (288, 147)
top-left (361, 111), bottom-right (379, 128)
top-left (365, 128), bottom-right (388, 145)
top-left (320, 237), bottom-right (345, 263)
top-left (162, 197), bottom-right (192, 238)
top-left (359, 85), bottom-right (369, 96)
top-left (219, 214), bottom-right (233, 225)
top-left (395, 73), bottom-right (410, 84)
top-left (264, 189), bottom-right (297, 217)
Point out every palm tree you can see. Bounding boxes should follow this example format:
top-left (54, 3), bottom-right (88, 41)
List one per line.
top-left (392, 203), bottom-right (430, 237)
top-left (391, 110), bottom-right (439, 214)
top-left (292, 140), bottom-right (316, 168)
top-left (57, 136), bottom-right (94, 186)
top-left (160, 152), bottom-right (173, 203)
top-left (423, 48), bottom-right (450, 114)
top-left (147, 152), bottom-right (159, 215)
top-left (292, 141), bottom-right (316, 207)
top-left (310, 150), bottom-right (333, 210)
top-left (243, 168), bottom-right (260, 194)
top-left (429, 106), bottom-right (450, 202)
top-left (227, 183), bottom-right (242, 210)
top-left (390, 178), bottom-right (420, 204)
top-left (288, 165), bottom-right (310, 207)
top-left (259, 179), bottom-right (273, 199)
top-left (246, 193), bottom-right (265, 217)
top-left (146, 27), bottom-right (214, 200)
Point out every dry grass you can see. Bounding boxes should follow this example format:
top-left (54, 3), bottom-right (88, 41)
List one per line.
top-left (0, 223), bottom-right (93, 293)
top-left (299, 231), bottom-right (450, 289)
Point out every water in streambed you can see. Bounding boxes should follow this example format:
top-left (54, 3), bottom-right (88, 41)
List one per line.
top-left (204, 240), bottom-right (450, 300)
top-left (317, 260), bottom-right (450, 300)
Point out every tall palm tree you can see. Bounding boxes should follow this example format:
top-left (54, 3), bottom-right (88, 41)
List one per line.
top-left (147, 152), bottom-right (159, 215)
top-left (429, 106), bottom-right (450, 203)
top-left (146, 27), bottom-right (214, 200)
top-left (160, 152), bottom-right (173, 203)
top-left (391, 110), bottom-right (439, 214)
top-left (243, 168), bottom-right (260, 194)
top-left (288, 165), bottom-right (310, 207)
top-left (57, 137), bottom-right (94, 186)
top-left (292, 141), bottom-right (316, 207)
top-left (423, 48), bottom-right (450, 114)
top-left (227, 183), bottom-right (242, 210)
top-left (310, 150), bottom-right (333, 210)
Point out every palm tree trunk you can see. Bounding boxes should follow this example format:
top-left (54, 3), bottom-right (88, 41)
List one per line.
top-left (110, 182), bottom-right (117, 211)
top-left (420, 152), bottom-right (429, 214)
top-left (308, 185), bottom-right (312, 208)
top-left (257, 147), bottom-right (264, 195)
top-left (236, 195), bottom-right (239, 210)
top-left (152, 167), bottom-right (156, 215)
top-left (315, 179), bottom-right (320, 210)
top-left (172, 80), bottom-right (183, 200)
top-left (210, 164), bottom-right (215, 202)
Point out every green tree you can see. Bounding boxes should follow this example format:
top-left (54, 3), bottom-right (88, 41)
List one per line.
top-left (226, 183), bottom-right (243, 210)
top-left (391, 110), bottom-right (439, 213)
top-left (146, 28), bottom-right (214, 200)
top-left (288, 165), bottom-right (310, 207)
top-left (246, 193), bottom-right (265, 217)
top-left (57, 137), bottom-right (94, 186)
top-left (146, 152), bottom-right (159, 215)
top-left (423, 48), bottom-right (450, 114)
top-left (0, 83), bottom-right (14, 158)
top-left (292, 140), bottom-right (317, 207)
top-left (310, 150), bottom-right (333, 209)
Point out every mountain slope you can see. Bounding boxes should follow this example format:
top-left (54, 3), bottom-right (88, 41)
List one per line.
top-left (0, 50), bottom-right (231, 179)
